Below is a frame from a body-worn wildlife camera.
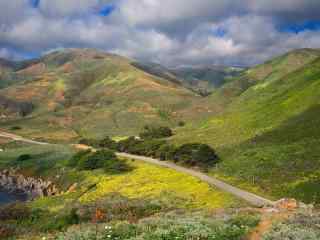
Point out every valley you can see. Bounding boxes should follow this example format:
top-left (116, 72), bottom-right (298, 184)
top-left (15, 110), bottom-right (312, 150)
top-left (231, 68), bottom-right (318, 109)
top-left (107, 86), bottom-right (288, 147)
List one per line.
top-left (0, 48), bottom-right (320, 239)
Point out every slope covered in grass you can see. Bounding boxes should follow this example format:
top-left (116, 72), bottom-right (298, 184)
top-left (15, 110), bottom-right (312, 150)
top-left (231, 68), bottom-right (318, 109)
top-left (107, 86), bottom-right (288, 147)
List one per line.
top-left (173, 49), bottom-right (320, 203)
top-left (0, 141), bottom-right (244, 239)
top-left (0, 49), bottom-right (204, 141)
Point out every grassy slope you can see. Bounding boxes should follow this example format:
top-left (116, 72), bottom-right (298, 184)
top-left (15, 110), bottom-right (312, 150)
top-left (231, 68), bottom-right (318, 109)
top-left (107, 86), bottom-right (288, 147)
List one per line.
top-left (173, 49), bottom-right (320, 203)
top-left (0, 49), bottom-right (202, 142)
top-left (0, 142), bottom-right (245, 239)
top-left (0, 142), bottom-right (241, 210)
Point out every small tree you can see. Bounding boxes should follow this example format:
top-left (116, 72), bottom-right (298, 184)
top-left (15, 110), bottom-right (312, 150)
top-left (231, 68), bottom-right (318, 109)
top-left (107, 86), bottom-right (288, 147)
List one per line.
top-left (139, 125), bottom-right (173, 139)
top-left (174, 143), bottom-right (219, 168)
top-left (78, 150), bottom-right (117, 170)
top-left (99, 136), bottom-right (118, 150)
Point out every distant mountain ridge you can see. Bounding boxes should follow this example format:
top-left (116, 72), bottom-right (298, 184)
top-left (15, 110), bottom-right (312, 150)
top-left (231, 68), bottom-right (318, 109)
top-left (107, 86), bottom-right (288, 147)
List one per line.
top-left (132, 61), bottom-right (244, 95)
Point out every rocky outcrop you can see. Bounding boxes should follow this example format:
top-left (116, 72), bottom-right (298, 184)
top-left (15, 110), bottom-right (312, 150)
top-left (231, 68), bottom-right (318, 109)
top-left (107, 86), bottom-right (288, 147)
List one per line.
top-left (0, 169), bottom-right (59, 200)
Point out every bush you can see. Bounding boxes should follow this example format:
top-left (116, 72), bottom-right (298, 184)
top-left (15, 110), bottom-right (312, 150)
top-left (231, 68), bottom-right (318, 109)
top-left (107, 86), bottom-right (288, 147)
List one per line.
top-left (117, 137), bottom-right (142, 153)
top-left (16, 154), bottom-right (32, 162)
top-left (77, 150), bottom-right (117, 171)
top-left (71, 149), bottom-right (130, 174)
top-left (155, 144), bottom-right (177, 161)
top-left (104, 157), bottom-right (131, 174)
top-left (130, 139), bottom-right (166, 157)
top-left (178, 121), bottom-right (186, 127)
top-left (78, 138), bottom-right (100, 148)
top-left (41, 208), bottom-right (80, 232)
top-left (174, 143), bottom-right (219, 167)
top-left (139, 125), bottom-right (173, 139)
top-left (10, 126), bottom-right (22, 131)
top-left (98, 136), bottom-right (118, 150)
top-left (68, 150), bottom-right (92, 167)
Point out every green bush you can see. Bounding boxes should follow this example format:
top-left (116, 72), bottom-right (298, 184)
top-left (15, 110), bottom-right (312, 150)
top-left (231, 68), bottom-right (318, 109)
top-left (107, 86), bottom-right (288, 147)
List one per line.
top-left (174, 143), bottom-right (219, 167)
top-left (41, 208), bottom-right (80, 232)
top-left (16, 154), bottom-right (32, 162)
top-left (71, 149), bottom-right (131, 174)
top-left (10, 126), bottom-right (22, 131)
top-left (98, 136), bottom-right (118, 150)
top-left (77, 150), bottom-right (117, 171)
top-left (155, 144), bottom-right (177, 161)
top-left (117, 136), bottom-right (142, 153)
top-left (178, 121), bottom-right (186, 127)
top-left (68, 150), bottom-right (91, 167)
top-left (78, 138), bottom-right (100, 148)
top-left (131, 139), bottom-right (166, 157)
top-left (139, 125), bottom-right (173, 139)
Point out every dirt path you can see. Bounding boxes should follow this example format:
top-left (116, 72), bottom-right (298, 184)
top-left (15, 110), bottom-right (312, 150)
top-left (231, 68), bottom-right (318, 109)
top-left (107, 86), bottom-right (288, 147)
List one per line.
top-left (0, 131), bottom-right (276, 207)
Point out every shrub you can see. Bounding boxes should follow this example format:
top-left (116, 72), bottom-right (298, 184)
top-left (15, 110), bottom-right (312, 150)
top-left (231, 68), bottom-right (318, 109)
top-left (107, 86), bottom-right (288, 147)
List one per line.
top-left (178, 121), bottom-right (186, 127)
top-left (139, 125), bottom-right (173, 139)
top-left (16, 154), bottom-right (32, 162)
top-left (155, 144), bottom-right (177, 161)
top-left (117, 137), bottom-right (142, 153)
top-left (78, 138), bottom-right (100, 148)
top-left (10, 126), bottom-right (22, 131)
top-left (104, 157), bottom-right (131, 174)
top-left (174, 143), bottom-right (219, 167)
top-left (77, 150), bottom-right (117, 171)
top-left (130, 139), bottom-right (166, 157)
top-left (41, 208), bottom-right (80, 232)
top-left (68, 150), bottom-right (92, 167)
top-left (98, 136), bottom-right (118, 150)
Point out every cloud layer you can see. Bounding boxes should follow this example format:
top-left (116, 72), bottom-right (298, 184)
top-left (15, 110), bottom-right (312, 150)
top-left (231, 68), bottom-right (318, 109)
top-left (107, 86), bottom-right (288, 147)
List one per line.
top-left (1, 0), bottom-right (320, 66)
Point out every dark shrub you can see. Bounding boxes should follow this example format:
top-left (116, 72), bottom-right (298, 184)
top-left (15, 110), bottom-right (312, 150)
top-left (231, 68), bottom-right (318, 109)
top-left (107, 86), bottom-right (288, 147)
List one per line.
top-left (99, 136), bottom-right (118, 150)
top-left (78, 138), bottom-right (100, 148)
top-left (117, 137), bottom-right (142, 153)
top-left (178, 121), bottom-right (186, 127)
top-left (68, 150), bottom-right (92, 167)
top-left (16, 154), bottom-right (32, 162)
top-left (131, 139), bottom-right (166, 157)
top-left (41, 208), bottom-right (80, 232)
top-left (10, 126), bottom-right (22, 131)
top-left (77, 150), bottom-right (116, 170)
top-left (104, 158), bottom-right (131, 174)
top-left (174, 143), bottom-right (219, 167)
top-left (139, 125), bottom-right (173, 139)
top-left (156, 144), bottom-right (177, 161)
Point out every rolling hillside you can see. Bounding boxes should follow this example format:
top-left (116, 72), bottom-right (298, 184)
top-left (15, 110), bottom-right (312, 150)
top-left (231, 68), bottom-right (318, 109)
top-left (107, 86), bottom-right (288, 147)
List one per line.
top-left (173, 48), bottom-right (320, 203)
top-left (0, 49), bottom-right (204, 141)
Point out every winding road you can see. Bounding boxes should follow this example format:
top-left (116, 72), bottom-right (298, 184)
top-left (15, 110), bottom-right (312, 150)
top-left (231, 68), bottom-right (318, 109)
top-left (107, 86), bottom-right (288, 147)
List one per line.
top-left (0, 130), bottom-right (276, 207)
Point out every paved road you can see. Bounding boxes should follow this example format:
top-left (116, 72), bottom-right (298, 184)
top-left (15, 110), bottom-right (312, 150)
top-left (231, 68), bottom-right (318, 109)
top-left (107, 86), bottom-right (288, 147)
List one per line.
top-left (0, 131), bottom-right (276, 207)
top-left (0, 131), bottom-right (49, 145)
top-left (117, 153), bottom-right (276, 207)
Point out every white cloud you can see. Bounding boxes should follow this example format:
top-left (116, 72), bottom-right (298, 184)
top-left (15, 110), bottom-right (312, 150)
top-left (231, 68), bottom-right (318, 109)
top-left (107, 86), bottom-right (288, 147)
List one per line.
top-left (0, 0), bottom-right (320, 66)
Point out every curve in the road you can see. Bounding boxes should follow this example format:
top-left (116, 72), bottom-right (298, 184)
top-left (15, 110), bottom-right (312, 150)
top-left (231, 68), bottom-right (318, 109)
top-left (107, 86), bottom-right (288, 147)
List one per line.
top-left (0, 131), bottom-right (276, 207)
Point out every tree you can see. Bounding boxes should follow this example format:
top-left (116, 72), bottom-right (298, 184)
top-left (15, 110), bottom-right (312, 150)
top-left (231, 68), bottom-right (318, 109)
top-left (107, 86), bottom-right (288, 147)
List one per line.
top-left (139, 125), bottom-right (173, 139)
top-left (174, 143), bottom-right (219, 167)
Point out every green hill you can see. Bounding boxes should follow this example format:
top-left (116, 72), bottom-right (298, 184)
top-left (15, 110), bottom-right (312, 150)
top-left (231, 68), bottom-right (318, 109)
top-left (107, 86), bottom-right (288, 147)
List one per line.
top-left (0, 49), bottom-right (203, 142)
top-left (173, 49), bottom-right (320, 203)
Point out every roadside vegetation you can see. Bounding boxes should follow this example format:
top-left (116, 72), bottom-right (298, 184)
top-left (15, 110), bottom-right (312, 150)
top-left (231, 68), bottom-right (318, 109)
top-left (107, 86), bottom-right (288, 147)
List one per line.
top-left (79, 124), bottom-right (219, 170)
top-left (0, 141), bottom-right (240, 239)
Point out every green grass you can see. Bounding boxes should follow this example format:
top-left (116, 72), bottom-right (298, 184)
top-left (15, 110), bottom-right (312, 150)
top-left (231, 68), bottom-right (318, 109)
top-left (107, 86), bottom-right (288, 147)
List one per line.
top-left (173, 54), bottom-right (320, 204)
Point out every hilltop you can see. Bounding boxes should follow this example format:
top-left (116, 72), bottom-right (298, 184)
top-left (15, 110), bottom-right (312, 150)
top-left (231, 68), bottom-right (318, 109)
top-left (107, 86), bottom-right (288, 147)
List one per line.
top-left (173, 48), bottom-right (320, 203)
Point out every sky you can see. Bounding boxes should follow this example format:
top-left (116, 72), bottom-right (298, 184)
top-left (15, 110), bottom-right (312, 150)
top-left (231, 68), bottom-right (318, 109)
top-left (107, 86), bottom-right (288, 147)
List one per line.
top-left (1, 0), bottom-right (320, 67)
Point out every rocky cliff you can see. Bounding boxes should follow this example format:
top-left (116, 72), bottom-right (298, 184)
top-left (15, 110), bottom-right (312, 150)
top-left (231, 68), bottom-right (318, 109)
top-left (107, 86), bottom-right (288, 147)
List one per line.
top-left (0, 169), bottom-right (59, 199)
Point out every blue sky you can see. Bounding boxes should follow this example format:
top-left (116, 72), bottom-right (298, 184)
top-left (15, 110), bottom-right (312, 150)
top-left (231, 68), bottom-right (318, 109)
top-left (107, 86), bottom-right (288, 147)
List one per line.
top-left (0, 0), bottom-right (320, 66)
